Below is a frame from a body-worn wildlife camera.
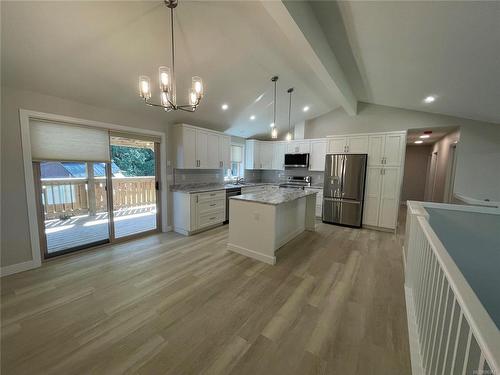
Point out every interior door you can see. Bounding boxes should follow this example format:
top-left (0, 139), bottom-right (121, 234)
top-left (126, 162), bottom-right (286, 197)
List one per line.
top-left (110, 136), bottom-right (160, 239)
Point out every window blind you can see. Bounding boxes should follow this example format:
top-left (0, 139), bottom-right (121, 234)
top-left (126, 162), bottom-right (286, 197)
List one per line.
top-left (30, 120), bottom-right (110, 162)
top-left (231, 145), bottom-right (242, 163)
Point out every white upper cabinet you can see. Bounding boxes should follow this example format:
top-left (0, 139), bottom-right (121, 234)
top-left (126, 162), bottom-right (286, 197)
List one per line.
top-left (346, 135), bottom-right (368, 153)
top-left (383, 134), bottom-right (405, 166)
top-left (219, 135), bottom-right (231, 170)
top-left (173, 124), bottom-right (231, 170)
top-left (367, 134), bottom-right (385, 166)
top-left (328, 137), bottom-right (347, 153)
top-left (260, 142), bottom-right (274, 170)
top-left (245, 140), bottom-right (260, 170)
top-left (328, 135), bottom-right (368, 154)
top-left (206, 132), bottom-right (220, 169)
top-left (367, 132), bottom-right (405, 166)
top-left (309, 140), bottom-right (327, 171)
top-left (286, 140), bottom-right (310, 154)
top-left (273, 142), bottom-right (286, 170)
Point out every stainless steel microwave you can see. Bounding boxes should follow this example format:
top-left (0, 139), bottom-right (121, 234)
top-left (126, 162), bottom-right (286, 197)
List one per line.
top-left (284, 153), bottom-right (309, 168)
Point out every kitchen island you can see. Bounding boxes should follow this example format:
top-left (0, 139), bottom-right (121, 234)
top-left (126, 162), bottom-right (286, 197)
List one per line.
top-left (228, 189), bottom-right (317, 264)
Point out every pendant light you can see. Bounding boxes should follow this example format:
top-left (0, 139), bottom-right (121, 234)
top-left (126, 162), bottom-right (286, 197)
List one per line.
top-left (138, 0), bottom-right (203, 112)
top-left (270, 76), bottom-right (278, 139)
top-left (285, 88), bottom-right (294, 141)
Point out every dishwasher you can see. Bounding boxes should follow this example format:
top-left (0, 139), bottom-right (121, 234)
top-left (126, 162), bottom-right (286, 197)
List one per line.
top-left (225, 188), bottom-right (241, 224)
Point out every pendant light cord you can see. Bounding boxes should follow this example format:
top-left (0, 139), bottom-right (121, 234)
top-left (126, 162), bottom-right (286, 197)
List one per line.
top-left (288, 89), bottom-right (292, 132)
top-left (273, 80), bottom-right (277, 126)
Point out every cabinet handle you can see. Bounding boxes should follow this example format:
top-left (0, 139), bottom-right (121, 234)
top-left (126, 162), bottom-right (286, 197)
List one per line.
top-left (209, 217), bottom-right (216, 220)
top-left (220, 161), bottom-right (223, 167)
top-left (210, 203), bottom-right (216, 206)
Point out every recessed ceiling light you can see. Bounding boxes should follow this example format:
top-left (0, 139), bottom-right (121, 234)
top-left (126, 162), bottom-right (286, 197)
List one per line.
top-left (423, 96), bottom-right (436, 104)
top-left (303, 106), bottom-right (310, 112)
top-left (414, 140), bottom-right (423, 144)
top-left (221, 104), bottom-right (229, 110)
top-left (250, 115), bottom-right (256, 120)
top-left (420, 134), bottom-right (430, 139)
top-left (270, 122), bottom-right (275, 128)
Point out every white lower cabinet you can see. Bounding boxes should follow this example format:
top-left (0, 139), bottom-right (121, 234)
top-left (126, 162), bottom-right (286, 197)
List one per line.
top-left (362, 167), bottom-right (401, 230)
top-left (173, 190), bottom-right (225, 235)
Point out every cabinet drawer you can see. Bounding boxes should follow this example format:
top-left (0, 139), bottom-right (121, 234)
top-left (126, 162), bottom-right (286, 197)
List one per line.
top-left (197, 198), bottom-right (224, 214)
top-left (198, 211), bottom-right (225, 228)
top-left (197, 190), bottom-right (225, 202)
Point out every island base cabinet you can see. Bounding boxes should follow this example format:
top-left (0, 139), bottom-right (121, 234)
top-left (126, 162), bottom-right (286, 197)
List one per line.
top-left (228, 195), bottom-right (315, 265)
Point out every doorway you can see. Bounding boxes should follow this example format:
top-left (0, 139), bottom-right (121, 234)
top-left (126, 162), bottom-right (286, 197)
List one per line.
top-left (34, 137), bottom-right (161, 259)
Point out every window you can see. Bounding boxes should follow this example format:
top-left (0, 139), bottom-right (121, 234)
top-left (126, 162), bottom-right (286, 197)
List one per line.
top-left (226, 144), bottom-right (244, 179)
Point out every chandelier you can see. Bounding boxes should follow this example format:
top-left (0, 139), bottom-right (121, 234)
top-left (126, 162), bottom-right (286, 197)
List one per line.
top-left (138, 0), bottom-right (203, 112)
top-left (270, 76), bottom-right (278, 139)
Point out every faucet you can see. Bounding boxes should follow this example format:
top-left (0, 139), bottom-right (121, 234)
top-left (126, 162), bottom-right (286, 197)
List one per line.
top-left (236, 177), bottom-right (245, 185)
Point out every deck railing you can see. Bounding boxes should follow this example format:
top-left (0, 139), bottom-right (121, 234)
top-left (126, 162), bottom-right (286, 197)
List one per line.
top-left (41, 176), bottom-right (156, 219)
top-left (405, 201), bottom-right (499, 375)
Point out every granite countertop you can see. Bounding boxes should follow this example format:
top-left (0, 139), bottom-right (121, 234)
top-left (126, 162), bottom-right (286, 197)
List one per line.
top-left (170, 182), bottom-right (280, 194)
top-left (230, 189), bottom-right (317, 206)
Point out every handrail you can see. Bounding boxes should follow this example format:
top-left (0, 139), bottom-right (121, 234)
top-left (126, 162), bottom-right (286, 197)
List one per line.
top-left (417, 215), bottom-right (500, 372)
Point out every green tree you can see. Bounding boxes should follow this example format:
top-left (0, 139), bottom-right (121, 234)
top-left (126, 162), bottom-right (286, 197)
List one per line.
top-left (111, 145), bottom-right (155, 176)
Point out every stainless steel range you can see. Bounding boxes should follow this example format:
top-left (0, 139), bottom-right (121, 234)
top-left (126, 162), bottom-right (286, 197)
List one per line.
top-left (279, 175), bottom-right (311, 189)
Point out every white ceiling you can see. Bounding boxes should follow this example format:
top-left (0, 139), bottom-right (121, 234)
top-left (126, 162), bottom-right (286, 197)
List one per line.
top-left (1, 1), bottom-right (339, 139)
top-left (311, 0), bottom-right (500, 124)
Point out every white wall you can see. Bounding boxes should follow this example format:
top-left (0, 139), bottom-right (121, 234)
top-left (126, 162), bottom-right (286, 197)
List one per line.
top-left (306, 102), bottom-right (500, 202)
top-left (1, 87), bottom-right (169, 268)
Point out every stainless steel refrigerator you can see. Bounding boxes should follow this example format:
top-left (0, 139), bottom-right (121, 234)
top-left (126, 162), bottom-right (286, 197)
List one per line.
top-left (323, 154), bottom-right (367, 228)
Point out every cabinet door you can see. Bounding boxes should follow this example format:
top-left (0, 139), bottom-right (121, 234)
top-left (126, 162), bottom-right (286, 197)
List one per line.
top-left (347, 135), bottom-right (368, 153)
top-left (362, 167), bottom-right (382, 226)
top-left (182, 127), bottom-right (197, 168)
top-left (260, 143), bottom-right (273, 169)
top-left (378, 167), bottom-right (400, 229)
top-left (328, 137), bottom-right (347, 153)
top-left (309, 140), bottom-right (327, 171)
top-left (273, 142), bottom-right (286, 170)
top-left (254, 141), bottom-right (262, 169)
top-left (367, 135), bottom-right (385, 166)
top-left (298, 141), bottom-right (311, 153)
top-left (195, 131), bottom-right (208, 168)
top-left (206, 133), bottom-right (220, 169)
top-left (286, 141), bottom-right (299, 154)
top-left (383, 134), bottom-right (405, 166)
top-left (219, 135), bottom-right (231, 170)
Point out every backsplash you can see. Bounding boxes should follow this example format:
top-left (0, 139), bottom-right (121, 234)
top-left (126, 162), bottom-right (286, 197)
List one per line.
top-left (245, 169), bottom-right (324, 186)
top-left (173, 169), bottom-right (223, 186)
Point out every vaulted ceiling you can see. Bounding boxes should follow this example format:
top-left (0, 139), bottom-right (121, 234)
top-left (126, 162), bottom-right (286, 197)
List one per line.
top-left (2, 1), bottom-right (499, 141)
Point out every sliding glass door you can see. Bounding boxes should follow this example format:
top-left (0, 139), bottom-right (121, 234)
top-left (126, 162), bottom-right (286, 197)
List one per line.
top-left (110, 136), bottom-right (160, 239)
top-left (35, 161), bottom-right (110, 257)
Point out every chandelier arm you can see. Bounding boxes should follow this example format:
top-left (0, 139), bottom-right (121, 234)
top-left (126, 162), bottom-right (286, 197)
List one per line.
top-left (144, 98), bottom-right (173, 110)
top-left (178, 106), bottom-right (197, 112)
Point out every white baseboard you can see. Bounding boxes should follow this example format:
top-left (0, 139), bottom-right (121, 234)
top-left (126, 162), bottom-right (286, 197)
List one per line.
top-left (227, 243), bottom-right (276, 265)
top-left (404, 285), bottom-right (424, 375)
top-left (0, 260), bottom-right (40, 277)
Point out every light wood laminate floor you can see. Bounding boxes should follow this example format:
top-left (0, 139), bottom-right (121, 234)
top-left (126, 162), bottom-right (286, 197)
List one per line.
top-left (1, 221), bottom-right (411, 374)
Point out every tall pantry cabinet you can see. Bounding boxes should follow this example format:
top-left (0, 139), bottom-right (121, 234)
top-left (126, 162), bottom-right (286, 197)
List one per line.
top-left (362, 132), bottom-right (406, 230)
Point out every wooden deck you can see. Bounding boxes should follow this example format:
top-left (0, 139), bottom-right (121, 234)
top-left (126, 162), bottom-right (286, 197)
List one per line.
top-left (1, 219), bottom-right (411, 374)
top-left (45, 205), bottom-right (157, 253)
